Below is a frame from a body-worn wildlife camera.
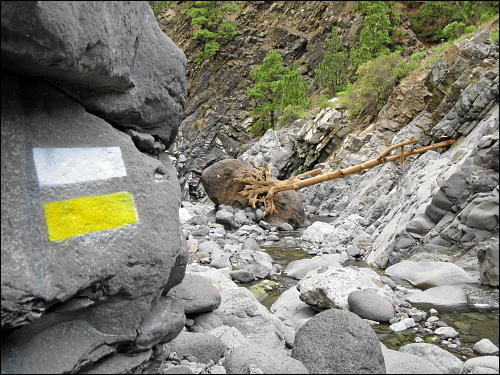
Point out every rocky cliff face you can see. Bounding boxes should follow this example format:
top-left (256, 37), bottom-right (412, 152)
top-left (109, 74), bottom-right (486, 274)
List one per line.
top-left (1, 2), bottom-right (187, 373)
top-left (241, 26), bottom-right (499, 273)
top-left (160, 1), bottom-right (422, 200)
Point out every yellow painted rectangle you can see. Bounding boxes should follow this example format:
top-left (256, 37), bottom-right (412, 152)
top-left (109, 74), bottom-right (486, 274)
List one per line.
top-left (43, 192), bottom-right (138, 241)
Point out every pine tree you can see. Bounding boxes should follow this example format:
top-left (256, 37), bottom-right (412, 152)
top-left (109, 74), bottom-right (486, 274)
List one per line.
top-left (186, 1), bottom-right (239, 62)
top-left (314, 27), bottom-right (350, 96)
top-left (246, 51), bottom-right (309, 135)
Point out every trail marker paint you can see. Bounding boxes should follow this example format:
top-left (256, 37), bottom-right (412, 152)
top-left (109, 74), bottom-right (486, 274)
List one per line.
top-left (33, 147), bottom-right (126, 186)
top-left (43, 192), bottom-right (138, 241)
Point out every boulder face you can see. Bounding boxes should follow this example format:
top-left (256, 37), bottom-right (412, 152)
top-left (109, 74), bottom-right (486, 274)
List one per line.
top-left (1, 1), bottom-right (187, 148)
top-left (292, 309), bottom-right (386, 374)
top-left (1, 2), bottom-right (186, 373)
top-left (201, 159), bottom-right (306, 228)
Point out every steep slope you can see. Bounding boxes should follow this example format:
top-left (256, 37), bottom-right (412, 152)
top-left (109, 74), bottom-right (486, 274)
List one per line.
top-left (158, 1), bottom-right (422, 199)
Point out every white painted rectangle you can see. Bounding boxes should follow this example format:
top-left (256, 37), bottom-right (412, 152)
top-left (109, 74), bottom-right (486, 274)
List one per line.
top-left (33, 147), bottom-right (127, 186)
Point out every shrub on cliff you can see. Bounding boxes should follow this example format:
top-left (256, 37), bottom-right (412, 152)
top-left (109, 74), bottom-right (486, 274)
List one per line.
top-left (186, 1), bottom-right (240, 62)
top-left (314, 27), bottom-right (350, 96)
top-left (338, 52), bottom-right (414, 118)
top-left (246, 51), bottom-right (309, 135)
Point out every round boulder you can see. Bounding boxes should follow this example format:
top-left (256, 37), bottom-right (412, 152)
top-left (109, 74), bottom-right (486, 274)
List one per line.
top-left (292, 309), bottom-right (385, 374)
top-left (348, 289), bottom-right (395, 323)
top-left (165, 331), bottom-right (225, 364)
top-left (168, 273), bottom-right (221, 314)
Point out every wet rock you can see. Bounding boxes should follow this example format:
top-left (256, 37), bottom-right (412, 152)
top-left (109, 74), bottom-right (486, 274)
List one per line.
top-left (168, 274), bottom-right (222, 314)
top-left (165, 331), bottom-right (225, 364)
top-left (399, 343), bottom-right (463, 373)
top-left (404, 285), bottom-right (468, 313)
top-left (284, 253), bottom-right (348, 279)
top-left (297, 266), bottom-right (395, 311)
top-left (348, 289), bottom-right (395, 323)
top-left (385, 261), bottom-right (475, 287)
top-left (380, 343), bottom-right (442, 374)
top-left (135, 296), bottom-right (186, 350)
top-left (473, 339), bottom-right (499, 355)
top-left (225, 344), bottom-right (308, 374)
top-left (292, 309), bottom-right (385, 374)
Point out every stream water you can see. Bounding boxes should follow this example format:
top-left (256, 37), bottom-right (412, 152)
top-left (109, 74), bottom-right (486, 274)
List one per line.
top-left (241, 227), bottom-right (499, 361)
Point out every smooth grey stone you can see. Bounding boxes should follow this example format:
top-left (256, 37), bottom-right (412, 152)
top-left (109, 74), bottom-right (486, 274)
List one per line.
top-left (135, 296), bottom-right (186, 350)
top-left (189, 312), bottom-right (223, 333)
top-left (169, 274), bottom-right (221, 314)
top-left (241, 237), bottom-right (261, 251)
top-left (404, 285), bottom-right (468, 313)
top-left (473, 339), bottom-right (499, 355)
top-left (285, 254), bottom-right (348, 280)
top-left (292, 309), bottom-right (385, 374)
top-left (348, 289), bottom-right (395, 323)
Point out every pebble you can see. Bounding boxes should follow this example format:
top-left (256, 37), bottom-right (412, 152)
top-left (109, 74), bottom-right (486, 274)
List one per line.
top-left (389, 318), bottom-right (415, 332)
top-left (414, 337), bottom-right (424, 343)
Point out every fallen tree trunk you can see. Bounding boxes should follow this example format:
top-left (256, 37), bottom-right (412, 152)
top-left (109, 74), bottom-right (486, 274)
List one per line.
top-left (235, 138), bottom-right (456, 216)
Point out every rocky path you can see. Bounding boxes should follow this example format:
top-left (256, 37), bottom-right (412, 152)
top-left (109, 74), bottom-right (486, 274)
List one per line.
top-left (154, 202), bottom-right (499, 374)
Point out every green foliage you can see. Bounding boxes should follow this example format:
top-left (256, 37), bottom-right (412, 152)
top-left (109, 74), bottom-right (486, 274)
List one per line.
top-left (410, 1), bottom-right (499, 43)
top-left (185, 1), bottom-right (240, 62)
top-left (313, 96), bottom-right (336, 109)
top-left (490, 32), bottom-right (499, 44)
top-left (150, 1), bottom-right (175, 18)
top-left (339, 52), bottom-right (414, 118)
top-left (314, 27), bottom-right (350, 96)
top-left (351, 1), bottom-right (399, 68)
top-left (443, 22), bottom-right (476, 40)
top-left (277, 105), bottom-right (309, 126)
top-left (246, 51), bottom-right (310, 135)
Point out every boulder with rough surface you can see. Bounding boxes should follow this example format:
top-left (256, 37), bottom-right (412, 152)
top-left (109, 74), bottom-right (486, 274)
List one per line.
top-left (292, 309), bottom-right (385, 374)
top-left (165, 331), bottom-right (226, 364)
top-left (380, 343), bottom-right (442, 374)
top-left (399, 343), bottom-right (463, 373)
top-left (297, 266), bottom-right (396, 311)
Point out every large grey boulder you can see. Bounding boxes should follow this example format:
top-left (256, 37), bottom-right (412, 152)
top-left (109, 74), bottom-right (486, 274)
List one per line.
top-left (297, 266), bottom-right (396, 311)
top-left (404, 285), bottom-right (469, 312)
top-left (168, 273), bottom-right (222, 314)
top-left (83, 350), bottom-right (152, 374)
top-left (462, 356), bottom-right (499, 374)
top-left (292, 309), bottom-right (385, 374)
top-left (1, 1), bottom-right (186, 147)
top-left (380, 343), bottom-right (442, 374)
top-left (348, 289), bottom-right (395, 323)
top-left (385, 261), bottom-right (475, 288)
top-left (1, 75), bottom-right (184, 339)
top-left (399, 343), bottom-right (463, 373)
top-left (225, 344), bottom-right (309, 374)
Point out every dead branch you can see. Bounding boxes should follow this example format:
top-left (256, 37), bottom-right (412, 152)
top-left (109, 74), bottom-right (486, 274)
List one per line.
top-left (235, 138), bottom-right (456, 217)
